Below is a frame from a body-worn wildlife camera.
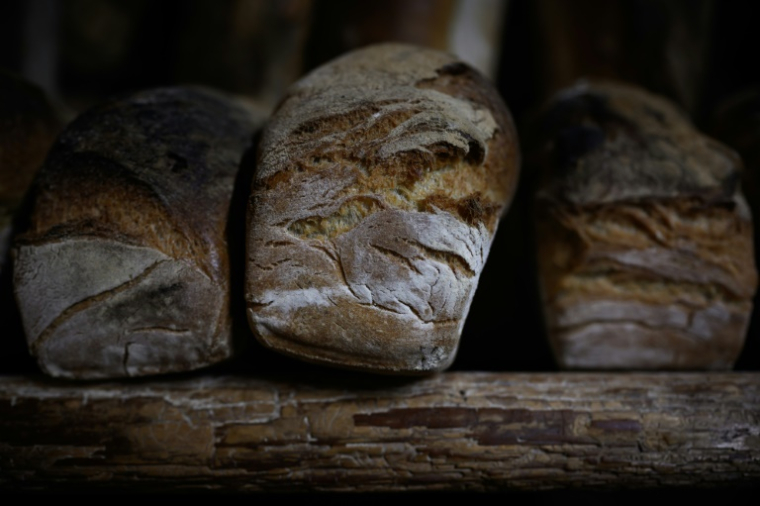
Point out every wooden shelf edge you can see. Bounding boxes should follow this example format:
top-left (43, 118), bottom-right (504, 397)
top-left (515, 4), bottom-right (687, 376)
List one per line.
top-left (1, 371), bottom-right (759, 492)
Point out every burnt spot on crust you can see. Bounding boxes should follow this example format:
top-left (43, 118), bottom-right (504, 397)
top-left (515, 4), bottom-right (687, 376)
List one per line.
top-left (436, 62), bottom-right (470, 77)
top-left (416, 60), bottom-right (509, 124)
top-left (457, 194), bottom-right (498, 226)
top-left (418, 192), bottom-right (499, 228)
top-left (462, 134), bottom-right (486, 165)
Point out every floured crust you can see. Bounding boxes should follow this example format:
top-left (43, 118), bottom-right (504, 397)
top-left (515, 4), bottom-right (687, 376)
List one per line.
top-left (247, 43), bottom-right (519, 374)
top-left (535, 80), bottom-right (757, 370)
top-left (14, 87), bottom-right (264, 378)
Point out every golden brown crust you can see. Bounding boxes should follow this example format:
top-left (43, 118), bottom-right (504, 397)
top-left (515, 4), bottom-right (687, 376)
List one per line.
top-left (247, 44), bottom-right (519, 374)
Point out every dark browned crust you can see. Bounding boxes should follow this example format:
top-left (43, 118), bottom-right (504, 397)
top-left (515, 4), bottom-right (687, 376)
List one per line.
top-left (535, 80), bottom-right (741, 206)
top-left (416, 61), bottom-right (520, 221)
top-left (533, 80), bottom-right (757, 370)
top-left (18, 87), bottom-right (257, 284)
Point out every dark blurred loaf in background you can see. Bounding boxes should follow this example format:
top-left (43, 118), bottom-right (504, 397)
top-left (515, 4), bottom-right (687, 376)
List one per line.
top-left (1, 0), bottom-right (759, 373)
top-left (532, 81), bottom-right (755, 369)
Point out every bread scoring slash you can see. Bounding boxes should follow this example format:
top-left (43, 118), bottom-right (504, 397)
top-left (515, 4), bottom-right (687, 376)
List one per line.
top-left (13, 87), bottom-right (264, 379)
top-left (534, 80), bottom-right (757, 370)
top-left (247, 43), bottom-right (520, 374)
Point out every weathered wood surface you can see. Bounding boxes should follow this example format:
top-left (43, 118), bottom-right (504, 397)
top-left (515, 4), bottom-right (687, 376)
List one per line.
top-left (1, 372), bottom-right (758, 492)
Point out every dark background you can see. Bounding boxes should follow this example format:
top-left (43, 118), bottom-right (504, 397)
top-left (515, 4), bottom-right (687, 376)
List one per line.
top-left (1, 0), bottom-right (759, 375)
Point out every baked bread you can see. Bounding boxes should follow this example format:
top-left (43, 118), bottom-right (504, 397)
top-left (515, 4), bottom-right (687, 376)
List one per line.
top-left (0, 70), bottom-right (61, 273)
top-left (246, 43), bottom-right (520, 374)
top-left (534, 80), bottom-right (757, 370)
top-left (13, 87), bottom-right (264, 378)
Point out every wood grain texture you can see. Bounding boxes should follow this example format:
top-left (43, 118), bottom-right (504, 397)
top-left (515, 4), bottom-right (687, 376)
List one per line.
top-left (1, 372), bottom-right (758, 492)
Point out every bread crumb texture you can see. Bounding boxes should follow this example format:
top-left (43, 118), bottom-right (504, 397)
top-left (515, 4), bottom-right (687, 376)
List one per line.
top-left (535, 81), bottom-right (757, 369)
top-left (247, 44), bottom-right (519, 374)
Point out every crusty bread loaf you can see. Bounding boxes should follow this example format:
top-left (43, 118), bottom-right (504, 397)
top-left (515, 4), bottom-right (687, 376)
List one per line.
top-left (246, 43), bottom-right (520, 374)
top-left (0, 71), bottom-right (62, 375)
top-left (534, 80), bottom-right (757, 370)
top-left (13, 87), bottom-right (264, 378)
top-left (0, 70), bottom-right (61, 273)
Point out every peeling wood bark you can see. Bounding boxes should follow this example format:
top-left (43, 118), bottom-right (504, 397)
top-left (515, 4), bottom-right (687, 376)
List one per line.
top-left (1, 372), bottom-right (758, 492)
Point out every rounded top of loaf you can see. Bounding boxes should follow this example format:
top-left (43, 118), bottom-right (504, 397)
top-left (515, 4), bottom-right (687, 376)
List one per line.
top-left (21, 86), bottom-right (263, 281)
top-left (247, 44), bottom-right (520, 374)
top-left (535, 80), bottom-right (742, 205)
top-left (257, 43), bottom-right (519, 221)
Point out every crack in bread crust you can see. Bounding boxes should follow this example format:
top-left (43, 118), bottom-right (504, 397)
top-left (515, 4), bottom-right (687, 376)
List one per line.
top-left (247, 44), bottom-right (519, 373)
top-left (14, 87), bottom-right (264, 378)
top-left (31, 259), bottom-right (169, 355)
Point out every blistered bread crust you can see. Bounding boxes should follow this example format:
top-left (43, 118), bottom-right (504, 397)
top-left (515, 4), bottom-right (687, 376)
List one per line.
top-left (247, 44), bottom-right (519, 374)
top-left (14, 87), bottom-right (263, 378)
top-left (535, 81), bottom-right (757, 369)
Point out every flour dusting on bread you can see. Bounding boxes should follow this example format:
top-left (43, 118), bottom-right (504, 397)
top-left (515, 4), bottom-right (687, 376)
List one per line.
top-left (247, 44), bottom-right (519, 373)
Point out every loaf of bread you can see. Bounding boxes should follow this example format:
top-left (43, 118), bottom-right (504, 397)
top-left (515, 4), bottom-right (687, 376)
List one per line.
top-left (0, 71), bottom-right (62, 375)
top-left (0, 70), bottom-right (61, 273)
top-left (246, 43), bottom-right (520, 374)
top-left (533, 80), bottom-right (757, 369)
top-left (13, 87), bottom-right (264, 378)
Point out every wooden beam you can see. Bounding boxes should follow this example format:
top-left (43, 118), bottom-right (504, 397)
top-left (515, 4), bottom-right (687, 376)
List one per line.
top-left (1, 372), bottom-right (758, 492)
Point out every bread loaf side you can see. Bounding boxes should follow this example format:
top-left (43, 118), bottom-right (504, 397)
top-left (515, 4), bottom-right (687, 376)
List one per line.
top-left (0, 70), bottom-right (61, 273)
top-left (13, 87), bottom-right (264, 378)
top-left (534, 80), bottom-right (756, 369)
top-left (247, 44), bottom-right (519, 374)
